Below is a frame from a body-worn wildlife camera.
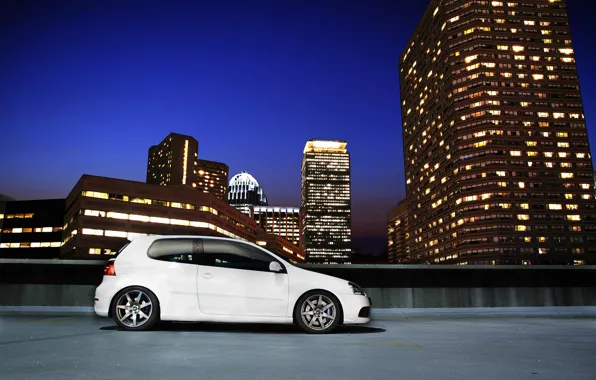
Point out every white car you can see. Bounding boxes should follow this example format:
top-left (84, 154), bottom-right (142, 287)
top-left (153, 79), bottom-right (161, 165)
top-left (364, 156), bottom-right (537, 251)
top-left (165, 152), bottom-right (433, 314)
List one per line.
top-left (94, 236), bottom-right (371, 333)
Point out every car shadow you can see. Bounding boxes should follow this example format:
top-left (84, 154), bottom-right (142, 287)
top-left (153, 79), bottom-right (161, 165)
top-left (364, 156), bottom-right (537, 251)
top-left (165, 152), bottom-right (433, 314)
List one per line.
top-left (100, 322), bottom-right (385, 335)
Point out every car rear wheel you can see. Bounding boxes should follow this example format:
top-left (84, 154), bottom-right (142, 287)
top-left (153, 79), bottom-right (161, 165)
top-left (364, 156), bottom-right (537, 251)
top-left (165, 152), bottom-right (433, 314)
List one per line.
top-left (112, 287), bottom-right (160, 331)
top-left (295, 290), bottom-right (341, 334)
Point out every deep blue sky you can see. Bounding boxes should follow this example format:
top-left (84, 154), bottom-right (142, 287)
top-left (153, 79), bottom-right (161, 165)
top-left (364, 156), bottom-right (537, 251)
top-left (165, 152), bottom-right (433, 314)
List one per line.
top-left (1, 0), bottom-right (595, 254)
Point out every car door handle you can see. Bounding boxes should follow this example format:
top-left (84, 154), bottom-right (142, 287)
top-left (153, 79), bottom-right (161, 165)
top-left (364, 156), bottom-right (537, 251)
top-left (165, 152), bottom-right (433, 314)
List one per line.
top-left (202, 273), bottom-right (213, 279)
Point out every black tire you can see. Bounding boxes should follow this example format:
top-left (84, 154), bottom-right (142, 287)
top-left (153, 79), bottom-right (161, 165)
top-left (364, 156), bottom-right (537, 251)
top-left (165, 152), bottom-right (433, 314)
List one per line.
top-left (111, 287), bottom-right (160, 331)
top-left (294, 290), bottom-right (342, 334)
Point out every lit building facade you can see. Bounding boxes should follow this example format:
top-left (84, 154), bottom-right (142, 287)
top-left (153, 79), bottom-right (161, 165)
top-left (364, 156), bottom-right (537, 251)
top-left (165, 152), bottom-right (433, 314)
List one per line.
top-left (227, 171), bottom-right (268, 215)
top-left (196, 159), bottom-right (229, 200)
top-left (253, 206), bottom-right (301, 246)
top-left (0, 199), bottom-right (65, 259)
top-left (147, 133), bottom-right (198, 187)
top-left (61, 175), bottom-right (305, 263)
top-left (301, 139), bottom-right (352, 264)
top-left (400, 0), bottom-right (596, 264)
top-left (387, 200), bottom-right (409, 264)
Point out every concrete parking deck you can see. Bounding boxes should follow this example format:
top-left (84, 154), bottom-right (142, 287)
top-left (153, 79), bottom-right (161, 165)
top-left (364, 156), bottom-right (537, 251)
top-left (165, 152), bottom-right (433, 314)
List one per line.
top-left (1, 314), bottom-right (595, 380)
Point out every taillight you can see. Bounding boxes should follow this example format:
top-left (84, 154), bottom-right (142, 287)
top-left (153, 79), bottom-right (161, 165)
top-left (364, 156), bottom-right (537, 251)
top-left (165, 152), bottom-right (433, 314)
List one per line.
top-left (104, 261), bottom-right (116, 276)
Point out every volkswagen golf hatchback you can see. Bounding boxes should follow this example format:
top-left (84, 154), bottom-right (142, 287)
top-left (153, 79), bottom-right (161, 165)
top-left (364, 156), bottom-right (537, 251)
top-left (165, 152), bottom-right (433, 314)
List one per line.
top-left (94, 236), bottom-right (371, 333)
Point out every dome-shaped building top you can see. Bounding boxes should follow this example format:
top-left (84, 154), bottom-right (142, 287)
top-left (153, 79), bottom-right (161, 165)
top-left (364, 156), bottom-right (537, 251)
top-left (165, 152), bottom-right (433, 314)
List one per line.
top-left (229, 171), bottom-right (260, 189)
top-left (227, 171), bottom-right (268, 214)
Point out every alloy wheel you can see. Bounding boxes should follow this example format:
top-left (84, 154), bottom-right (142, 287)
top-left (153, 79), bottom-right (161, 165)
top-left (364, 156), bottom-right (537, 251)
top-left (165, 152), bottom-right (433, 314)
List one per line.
top-left (300, 294), bottom-right (337, 331)
top-left (115, 290), bottom-right (153, 328)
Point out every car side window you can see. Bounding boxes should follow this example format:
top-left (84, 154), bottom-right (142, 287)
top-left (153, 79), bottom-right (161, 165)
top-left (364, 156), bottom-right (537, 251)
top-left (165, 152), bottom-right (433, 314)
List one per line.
top-left (147, 238), bottom-right (198, 264)
top-left (200, 240), bottom-right (280, 272)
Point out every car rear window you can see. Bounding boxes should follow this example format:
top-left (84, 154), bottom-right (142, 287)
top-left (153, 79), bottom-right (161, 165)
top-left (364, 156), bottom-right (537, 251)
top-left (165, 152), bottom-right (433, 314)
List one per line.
top-left (147, 238), bottom-right (197, 259)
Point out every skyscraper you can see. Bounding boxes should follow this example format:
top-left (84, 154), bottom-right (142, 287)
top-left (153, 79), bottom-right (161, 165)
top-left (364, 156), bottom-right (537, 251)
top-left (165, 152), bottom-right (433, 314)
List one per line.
top-left (400, 0), bottom-right (596, 264)
top-left (387, 200), bottom-right (409, 264)
top-left (301, 139), bottom-right (352, 264)
top-left (227, 171), bottom-right (268, 215)
top-left (147, 133), bottom-right (198, 187)
top-left (196, 159), bottom-right (229, 200)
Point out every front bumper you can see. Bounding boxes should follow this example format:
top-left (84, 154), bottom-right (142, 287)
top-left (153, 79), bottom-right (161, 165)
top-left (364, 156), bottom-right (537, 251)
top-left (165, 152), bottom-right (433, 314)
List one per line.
top-left (340, 294), bottom-right (372, 324)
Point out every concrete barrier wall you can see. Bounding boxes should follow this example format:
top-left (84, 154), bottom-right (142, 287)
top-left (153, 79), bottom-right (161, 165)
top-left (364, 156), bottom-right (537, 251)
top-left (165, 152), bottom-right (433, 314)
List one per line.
top-left (364, 287), bottom-right (596, 308)
top-left (1, 260), bottom-right (596, 309)
top-left (0, 284), bottom-right (97, 307)
top-left (2, 284), bottom-right (596, 309)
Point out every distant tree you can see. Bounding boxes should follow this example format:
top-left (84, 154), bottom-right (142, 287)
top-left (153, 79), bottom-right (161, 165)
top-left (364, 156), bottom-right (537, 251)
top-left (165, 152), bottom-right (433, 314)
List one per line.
top-left (0, 194), bottom-right (15, 201)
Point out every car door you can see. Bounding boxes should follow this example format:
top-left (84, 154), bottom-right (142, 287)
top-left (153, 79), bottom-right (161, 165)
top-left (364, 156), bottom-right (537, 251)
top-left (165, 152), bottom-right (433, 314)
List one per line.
top-left (196, 239), bottom-right (289, 317)
top-left (146, 238), bottom-right (200, 318)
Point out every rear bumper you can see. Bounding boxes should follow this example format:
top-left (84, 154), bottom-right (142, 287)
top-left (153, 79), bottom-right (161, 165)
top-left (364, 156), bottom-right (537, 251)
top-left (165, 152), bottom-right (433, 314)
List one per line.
top-left (94, 284), bottom-right (111, 317)
top-left (340, 294), bottom-right (372, 324)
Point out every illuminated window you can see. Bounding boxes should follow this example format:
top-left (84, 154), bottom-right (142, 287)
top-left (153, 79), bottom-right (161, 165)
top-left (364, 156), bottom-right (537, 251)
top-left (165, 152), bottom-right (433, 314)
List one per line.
top-left (89, 248), bottom-right (101, 255)
top-left (516, 225), bottom-right (528, 232)
top-left (560, 173), bottom-right (574, 179)
top-left (532, 74), bottom-right (543, 80)
top-left (548, 204), bottom-right (562, 210)
top-left (512, 45), bottom-right (524, 52)
top-left (565, 194), bottom-right (574, 200)
top-left (129, 214), bottom-right (150, 222)
top-left (107, 212), bottom-right (128, 220)
top-left (82, 228), bottom-right (103, 236)
top-left (510, 151), bottom-right (522, 156)
top-left (105, 230), bottom-right (128, 238)
top-left (84, 210), bottom-right (105, 217)
top-left (553, 112), bottom-right (565, 119)
top-left (566, 204), bottom-right (578, 210)
top-left (520, 203), bottom-right (529, 209)
top-left (567, 215), bottom-right (581, 221)
top-left (518, 214), bottom-right (530, 221)
top-left (82, 191), bottom-right (109, 199)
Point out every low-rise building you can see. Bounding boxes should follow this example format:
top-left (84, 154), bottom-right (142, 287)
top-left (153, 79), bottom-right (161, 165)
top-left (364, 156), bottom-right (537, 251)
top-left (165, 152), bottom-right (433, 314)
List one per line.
top-left (0, 199), bottom-right (66, 259)
top-left (61, 174), bottom-right (304, 263)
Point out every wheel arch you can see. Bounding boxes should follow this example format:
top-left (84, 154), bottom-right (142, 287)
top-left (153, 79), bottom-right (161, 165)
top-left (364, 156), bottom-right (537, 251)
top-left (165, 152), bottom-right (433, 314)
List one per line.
top-left (108, 285), bottom-right (161, 318)
top-left (292, 288), bottom-right (344, 325)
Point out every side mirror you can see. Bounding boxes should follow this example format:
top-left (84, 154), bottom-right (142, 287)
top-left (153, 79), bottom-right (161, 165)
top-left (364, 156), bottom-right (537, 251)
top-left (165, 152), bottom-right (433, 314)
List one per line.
top-left (269, 261), bottom-right (283, 273)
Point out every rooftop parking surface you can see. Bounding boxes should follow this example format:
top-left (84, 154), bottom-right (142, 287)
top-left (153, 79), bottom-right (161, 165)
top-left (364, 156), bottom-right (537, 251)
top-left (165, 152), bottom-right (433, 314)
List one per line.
top-left (1, 314), bottom-right (595, 380)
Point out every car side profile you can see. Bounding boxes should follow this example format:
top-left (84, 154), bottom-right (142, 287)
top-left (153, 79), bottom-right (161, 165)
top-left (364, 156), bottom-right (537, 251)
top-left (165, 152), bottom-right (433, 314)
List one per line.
top-left (94, 235), bottom-right (371, 333)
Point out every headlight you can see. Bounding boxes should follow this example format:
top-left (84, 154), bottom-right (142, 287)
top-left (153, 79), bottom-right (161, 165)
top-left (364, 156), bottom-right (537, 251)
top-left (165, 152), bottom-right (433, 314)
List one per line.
top-left (349, 282), bottom-right (366, 296)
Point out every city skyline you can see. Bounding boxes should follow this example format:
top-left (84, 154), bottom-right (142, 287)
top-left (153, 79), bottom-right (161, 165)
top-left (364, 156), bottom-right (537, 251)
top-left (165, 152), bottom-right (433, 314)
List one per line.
top-left (2, 0), bottom-right (596, 255)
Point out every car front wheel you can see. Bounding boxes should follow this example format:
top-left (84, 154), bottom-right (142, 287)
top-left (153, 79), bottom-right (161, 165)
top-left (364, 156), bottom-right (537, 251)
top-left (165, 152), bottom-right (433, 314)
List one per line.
top-left (295, 290), bottom-right (342, 334)
top-left (112, 287), bottom-right (160, 331)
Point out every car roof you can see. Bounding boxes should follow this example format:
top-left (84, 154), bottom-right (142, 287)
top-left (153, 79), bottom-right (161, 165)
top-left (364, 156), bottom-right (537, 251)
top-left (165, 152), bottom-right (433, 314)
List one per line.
top-left (128, 235), bottom-right (249, 244)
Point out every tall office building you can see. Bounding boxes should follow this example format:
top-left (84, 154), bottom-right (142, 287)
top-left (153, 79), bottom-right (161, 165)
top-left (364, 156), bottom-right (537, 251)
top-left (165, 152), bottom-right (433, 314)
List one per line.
top-left (301, 139), bottom-right (352, 264)
top-left (400, 0), bottom-right (596, 264)
top-left (196, 159), bottom-right (229, 200)
top-left (227, 171), bottom-right (268, 215)
top-left (147, 133), bottom-right (198, 187)
top-left (387, 200), bottom-right (409, 264)
top-left (253, 206), bottom-right (301, 246)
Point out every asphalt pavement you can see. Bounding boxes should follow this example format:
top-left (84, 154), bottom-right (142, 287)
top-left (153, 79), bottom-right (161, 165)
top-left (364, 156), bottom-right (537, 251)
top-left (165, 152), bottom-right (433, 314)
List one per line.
top-left (1, 314), bottom-right (595, 380)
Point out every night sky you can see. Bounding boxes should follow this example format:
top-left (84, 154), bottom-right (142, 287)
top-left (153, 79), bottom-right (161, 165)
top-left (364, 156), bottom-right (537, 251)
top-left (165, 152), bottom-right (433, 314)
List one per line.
top-left (2, 0), bottom-right (595, 254)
